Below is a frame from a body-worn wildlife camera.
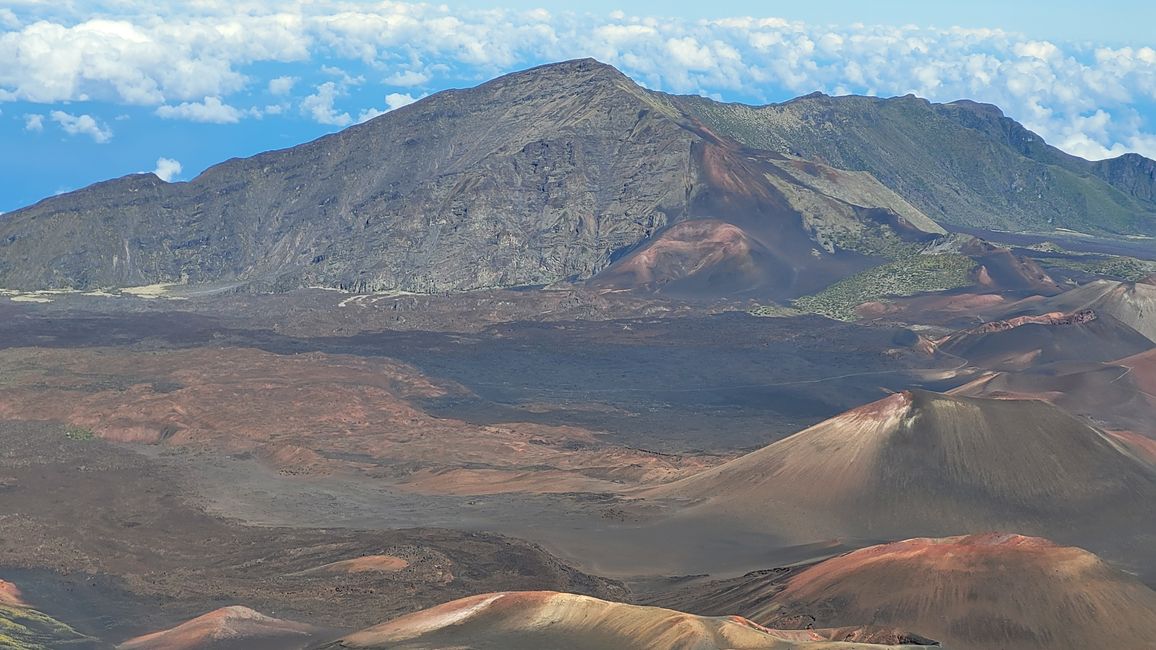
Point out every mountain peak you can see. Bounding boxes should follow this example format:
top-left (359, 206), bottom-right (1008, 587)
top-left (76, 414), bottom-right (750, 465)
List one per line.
top-left (483, 57), bottom-right (632, 90)
top-left (646, 390), bottom-right (1156, 543)
top-left (4, 59), bottom-right (1156, 295)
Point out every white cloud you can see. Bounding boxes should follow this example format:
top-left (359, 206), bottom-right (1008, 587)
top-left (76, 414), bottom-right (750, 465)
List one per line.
top-left (385, 92), bottom-right (420, 110)
top-left (267, 75), bottom-right (297, 95)
top-left (2, 2), bottom-right (1156, 160)
top-left (0, 8), bottom-right (19, 29)
top-left (151, 156), bottom-right (181, 181)
top-left (356, 91), bottom-right (424, 123)
top-left (301, 81), bottom-right (351, 126)
top-left (23, 113), bottom-right (43, 132)
top-left (155, 96), bottom-right (243, 123)
top-left (49, 110), bottom-right (112, 142)
top-left (321, 65), bottom-right (364, 86)
top-left (356, 107), bottom-right (385, 123)
top-left (384, 69), bottom-right (430, 86)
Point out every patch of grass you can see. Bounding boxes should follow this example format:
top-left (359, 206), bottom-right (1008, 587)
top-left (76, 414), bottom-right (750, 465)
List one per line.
top-left (832, 222), bottom-right (924, 260)
top-left (63, 425), bottom-right (95, 441)
top-left (1043, 254), bottom-right (1156, 282)
top-left (0, 605), bottom-right (95, 649)
top-left (748, 304), bottom-right (802, 318)
top-left (793, 253), bottom-right (976, 321)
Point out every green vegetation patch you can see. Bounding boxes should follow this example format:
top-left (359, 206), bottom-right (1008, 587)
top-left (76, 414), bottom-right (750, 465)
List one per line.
top-left (749, 304), bottom-right (802, 318)
top-left (833, 222), bottom-right (925, 260)
top-left (0, 604), bottom-right (95, 649)
top-left (1041, 254), bottom-right (1156, 282)
top-left (63, 425), bottom-right (95, 441)
top-left (793, 253), bottom-right (976, 321)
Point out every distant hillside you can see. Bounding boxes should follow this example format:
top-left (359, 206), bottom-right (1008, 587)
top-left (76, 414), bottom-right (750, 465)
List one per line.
top-left (1, 58), bottom-right (1153, 295)
top-left (654, 534), bottom-right (1156, 650)
top-left (673, 92), bottom-right (1156, 236)
top-left (646, 390), bottom-right (1156, 557)
top-left (764, 534), bottom-right (1156, 650)
top-left (0, 59), bottom-right (945, 297)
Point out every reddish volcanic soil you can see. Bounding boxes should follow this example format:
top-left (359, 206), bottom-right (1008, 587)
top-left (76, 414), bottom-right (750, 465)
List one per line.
top-left (591, 135), bottom-right (911, 300)
top-left (0, 579), bottom-right (25, 608)
top-left (1042, 280), bottom-right (1156, 343)
top-left (961, 239), bottom-right (1061, 294)
top-left (0, 420), bottom-right (626, 641)
top-left (118, 606), bottom-right (321, 650)
top-left (591, 219), bottom-right (777, 296)
top-left (934, 309), bottom-right (1153, 370)
top-left (1120, 348), bottom-right (1156, 395)
top-left (1106, 430), bottom-right (1156, 466)
top-left (0, 346), bottom-right (712, 494)
top-left (759, 534), bottom-right (1156, 650)
top-left (296, 555), bottom-right (411, 575)
top-left (644, 390), bottom-right (1156, 563)
top-left (950, 352), bottom-right (1156, 439)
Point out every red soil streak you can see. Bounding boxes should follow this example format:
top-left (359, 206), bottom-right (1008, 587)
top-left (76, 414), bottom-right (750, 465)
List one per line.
top-left (604, 220), bottom-right (759, 287)
top-left (0, 579), bottom-right (25, 608)
top-left (781, 534), bottom-right (1079, 598)
top-left (1118, 349), bottom-right (1156, 395)
top-left (0, 347), bottom-right (711, 494)
top-left (306, 555), bottom-right (410, 574)
top-left (1106, 430), bottom-right (1156, 465)
top-left (937, 310), bottom-right (1096, 342)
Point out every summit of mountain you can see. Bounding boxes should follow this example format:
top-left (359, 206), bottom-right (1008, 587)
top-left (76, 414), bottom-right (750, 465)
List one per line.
top-left (3, 59), bottom-right (1152, 299)
top-left (645, 390), bottom-right (1156, 557)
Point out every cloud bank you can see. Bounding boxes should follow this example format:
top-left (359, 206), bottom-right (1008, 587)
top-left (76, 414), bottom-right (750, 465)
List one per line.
top-left (152, 157), bottom-right (182, 182)
top-left (2, 2), bottom-right (1156, 159)
top-left (49, 110), bottom-right (112, 143)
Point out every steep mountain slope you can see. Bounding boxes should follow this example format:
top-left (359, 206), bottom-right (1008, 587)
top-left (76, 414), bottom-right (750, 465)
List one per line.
top-left (673, 93), bottom-right (1156, 236)
top-left (589, 139), bottom-right (943, 297)
top-left (4, 58), bottom-right (1151, 296)
top-left (0, 59), bottom-right (941, 298)
top-left (760, 534), bottom-right (1156, 650)
top-left (645, 391), bottom-right (1156, 551)
top-left (322, 591), bottom-right (936, 649)
top-left (1, 60), bottom-right (696, 293)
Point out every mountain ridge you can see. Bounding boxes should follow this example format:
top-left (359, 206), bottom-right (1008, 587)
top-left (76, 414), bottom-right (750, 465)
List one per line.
top-left (670, 89), bottom-right (1156, 236)
top-left (2, 58), bottom-right (1154, 295)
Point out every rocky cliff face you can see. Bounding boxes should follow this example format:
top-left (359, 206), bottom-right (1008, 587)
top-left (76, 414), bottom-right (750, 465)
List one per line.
top-left (1094, 153), bottom-right (1156, 202)
top-left (0, 60), bottom-right (699, 293)
top-left (1, 58), bottom-right (1152, 295)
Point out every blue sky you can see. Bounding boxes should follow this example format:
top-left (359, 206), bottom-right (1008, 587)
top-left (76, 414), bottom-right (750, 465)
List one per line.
top-left (2, 1), bottom-right (1155, 213)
